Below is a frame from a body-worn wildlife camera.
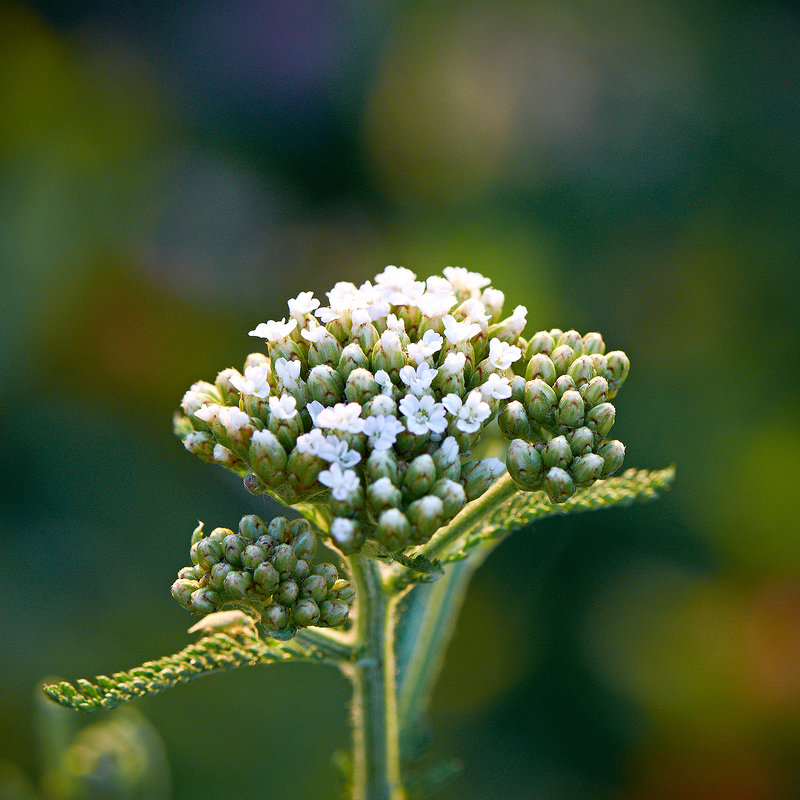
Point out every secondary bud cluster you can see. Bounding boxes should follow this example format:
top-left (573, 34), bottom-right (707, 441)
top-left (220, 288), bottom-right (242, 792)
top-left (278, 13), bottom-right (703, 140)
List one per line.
top-left (171, 515), bottom-right (354, 633)
top-left (500, 329), bottom-right (628, 502)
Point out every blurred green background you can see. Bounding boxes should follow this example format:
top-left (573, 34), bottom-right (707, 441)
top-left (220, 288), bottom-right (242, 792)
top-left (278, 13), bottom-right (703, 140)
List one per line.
top-left (2, 1), bottom-right (799, 797)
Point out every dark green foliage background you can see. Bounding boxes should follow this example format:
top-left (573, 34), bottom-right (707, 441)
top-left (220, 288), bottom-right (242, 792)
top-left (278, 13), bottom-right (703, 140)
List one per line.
top-left (1, 2), bottom-right (799, 797)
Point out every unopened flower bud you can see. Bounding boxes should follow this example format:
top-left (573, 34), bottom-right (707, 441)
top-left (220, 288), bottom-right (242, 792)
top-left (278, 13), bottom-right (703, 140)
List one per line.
top-left (338, 343), bottom-right (369, 381)
top-left (319, 599), bottom-right (350, 627)
top-left (371, 330), bottom-right (406, 379)
top-left (550, 345), bottom-right (575, 376)
top-left (590, 353), bottom-right (608, 378)
top-left (544, 466), bottom-right (576, 503)
top-left (183, 430), bottom-right (217, 462)
top-left (287, 447), bottom-right (325, 492)
top-left (523, 379), bottom-right (558, 425)
top-left (307, 365), bottom-right (345, 405)
top-left (366, 448), bottom-right (400, 485)
top-left (352, 314), bottom-right (380, 353)
top-left (242, 544), bottom-right (268, 570)
top-left (268, 517), bottom-right (292, 544)
top-left (292, 598), bottom-right (320, 627)
top-left (304, 327), bottom-right (342, 368)
top-left (276, 579), bottom-right (299, 606)
top-left (376, 509), bottom-right (412, 551)
top-left (461, 458), bottom-right (506, 501)
top-left (566, 426), bottom-right (595, 455)
top-left (331, 579), bottom-right (355, 603)
top-left (171, 579), bottom-right (198, 609)
top-left (223, 570), bottom-right (254, 599)
top-left (291, 528), bottom-right (317, 562)
top-left (557, 330), bottom-right (585, 356)
top-left (605, 351), bottom-right (630, 395)
top-left (542, 435), bottom-right (573, 470)
top-left (271, 544), bottom-right (297, 575)
top-left (556, 390), bottom-right (585, 428)
top-left (345, 368), bottom-right (380, 405)
top-left (585, 402), bottom-right (616, 437)
top-left (208, 527), bottom-right (231, 544)
top-left (262, 603), bottom-right (290, 631)
top-left (553, 374), bottom-right (576, 399)
top-left (191, 588), bottom-right (221, 614)
top-left (525, 353), bottom-right (557, 384)
top-left (582, 332), bottom-right (605, 355)
top-left (239, 514), bottom-right (267, 542)
top-left (598, 439), bottom-right (625, 476)
top-left (570, 453), bottom-right (604, 486)
top-left (249, 430), bottom-right (288, 487)
top-left (368, 477), bottom-right (402, 514)
top-left (525, 331), bottom-right (555, 358)
top-left (498, 400), bottom-right (530, 440)
top-left (312, 562), bottom-right (339, 589)
top-left (223, 534), bottom-right (248, 566)
top-left (510, 374), bottom-right (526, 402)
top-left (567, 355), bottom-right (594, 388)
top-left (194, 538), bottom-right (224, 572)
top-left (403, 454), bottom-right (436, 500)
top-left (432, 436), bottom-right (462, 481)
top-left (364, 393), bottom-right (397, 418)
top-left (330, 482), bottom-right (365, 518)
top-left (178, 565), bottom-right (201, 581)
top-left (406, 495), bottom-right (445, 542)
top-left (330, 517), bottom-right (365, 554)
top-left (215, 368), bottom-right (240, 403)
top-left (506, 439), bottom-right (544, 490)
top-left (253, 561), bottom-right (280, 594)
top-left (302, 574), bottom-right (329, 603)
top-left (430, 478), bottom-right (467, 518)
top-left (292, 559), bottom-right (310, 581)
top-left (581, 376), bottom-right (608, 407)
top-left (209, 562), bottom-right (234, 591)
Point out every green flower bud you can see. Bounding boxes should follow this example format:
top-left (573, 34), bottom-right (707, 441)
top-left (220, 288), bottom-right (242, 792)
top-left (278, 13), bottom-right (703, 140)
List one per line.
top-left (312, 562), bottom-right (339, 590)
top-left (585, 402), bottom-right (616, 437)
top-left (556, 329), bottom-right (584, 355)
top-left (371, 330), bottom-right (406, 379)
top-left (353, 318), bottom-right (380, 353)
top-left (544, 466), bottom-right (576, 503)
top-left (461, 458), bottom-right (506, 501)
top-left (406, 495), bottom-right (445, 542)
top-left (403, 454), bottom-right (436, 500)
top-left (556, 389), bottom-right (585, 428)
top-left (209, 527), bottom-right (232, 544)
top-left (253, 561), bottom-right (280, 594)
top-left (331, 482), bottom-right (365, 518)
top-left (319, 599), bottom-right (349, 627)
top-left (510, 374), bottom-right (526, 403)
top-left (605, 351), bottom-right (630, 395)
top-left (550, 345), bottom-right (575, 376)
top-left (249, 430), bottom-right (288, 487)
top-left (432, 437), bottom-right (462, 481)
top-left (301, 574), bottom-right (329, 603)
top-left (506, 439), bottom-right (544, 490)
top-left (242, 544), bottom-right (268, 570)
top-left (367, 477), bottom-right (403, 514)
top-left (430, 478), bottom-right (467, 518)
top-left (223, 534), bottom-right (246, 567)
top-left (223, 570), bottom-right (253, 599)
top-left (366, 448), bottom-right (400, 485)
top-left (209, 562), bottom-right (234, 591)
top-left (582, 332), bottom-right (605, 355)
top-left (178, 566), bottom-right (201, 580)
top-left (570, 453), bottom-right (604, 486)
top-left (239, 514), bottom-right (267, 542)
top-left (542, 435), bottom-right (573, 470)
top-left (215, 367), bottom-right (240, 403)
top-left (525, 331), bottom-right (555, 358)
top-left (276, 579), bottom-right (299, 606)
top-left (262, 603), bottom-right (290, 631)
top-left (291, 528), bottom-right (317, 562)
top-left (190, 588), bottom-right (221, 614)
top-left (271, 543), bottom-right (297, 575)
top-left (364, 394), bottom-right (397, 417)
top-left (590, 353), bottom-right (608, 378)
top-left (566, 426), bottom-right (595, 456)
top-left (171, 579), bottom-right (198, 609)
top-left (329, 517), bottom-right (365, 554)
top-left (567, 355), bottom-right (594, 388)
top-left (338, 343), bottom-right (370, 381)
top-left (195, 538), bottom-right (224, 572)
top-left (292, 559), bottom-right (310, 581)
top-left (598, 439), bottom-right (625, 476)
top-left (345, 368), bottom-right (380, 405)
top-left (306, 328), bottom-right (342, 368)
top-left (307, 365), bottom-right (345, 405)
top-left (267, 406), bottom-right (303, 453)
top-left (376, 508), bottom-right (412, 551)
top-left (287, 447), bottom-right (325, 492)
top-left (292, 598), bottom-right (320, 627)
top-left (523, 379), bottom-right (558, 425)
top-left (581, 375), bottom-right (608, 407)
top-left (525, 353), bottom-right (557, 384)
top-left (553, 374), bottom-right (577, 398)
top-left (330, 579), bottom-right (355, 604)
top-left (183, 430), bottom-right (217, 462)
top-left (268, 517), bottom-right (292, 544)
top-left (394, 429), bottom-right (429, 458)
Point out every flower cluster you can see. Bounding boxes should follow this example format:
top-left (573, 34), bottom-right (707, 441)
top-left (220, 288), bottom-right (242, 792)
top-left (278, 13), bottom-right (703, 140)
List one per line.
top-left (173, 265), bottom-right (629, 553)
top-left (171, 515), bottom-right (353, 633)
top-left (500, 329), bottom-right (628, 501)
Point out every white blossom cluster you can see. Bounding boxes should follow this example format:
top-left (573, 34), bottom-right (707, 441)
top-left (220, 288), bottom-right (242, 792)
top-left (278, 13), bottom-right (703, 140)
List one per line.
top-left (176, 265), bottom-right (530, 553)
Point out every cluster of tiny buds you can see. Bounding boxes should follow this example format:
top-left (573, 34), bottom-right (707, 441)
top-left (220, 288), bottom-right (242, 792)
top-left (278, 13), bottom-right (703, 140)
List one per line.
top-left (499, 329), bottom-right (629, 502)
top-left (174, 265), bottom-right (629, 553)
top-left (171, 515), bottom-right (354, 634)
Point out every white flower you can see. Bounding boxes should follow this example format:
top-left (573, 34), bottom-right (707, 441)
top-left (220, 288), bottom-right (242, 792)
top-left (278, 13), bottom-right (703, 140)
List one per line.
top-left (374, 265), bottom-right (425, 306)
top-left (318, 436), bottom-right (362, 469)
top-left (488, 338), bottom-right (522, 370)
top-left (300, 325), bottom-right (329, 343)
top-left (362, 415), bottom-right (405, 450)
top-left (213, 444), bottom-right (234, 463)
top-left (459, 298), bottom-right (491, 328)
top-left (294, 428), bottom-right (328, 456)
top-left (504, 305), bottom-right (528, 337)
top-left (481, 287), bottom-right (505, 316)
top-left (442, 351), bottom-right (467, 373)
top-left (318, 463), bottom-right (361, 501)
top-left (399, 362), bottom-right (438, 396)
top-left (385, 313), bottom-right (406, 334)
top-left (374, 370), bottom-right (394, 396)
top-left (443, 266), bottom-right (491, 293)
top-left (194, 403), bottom-right (221, 423)
top-left (249, 317), bottom-right (297, 342)
top-left (306, 400), bottom-right (325, 426)
top-left (442, 314), bottom-right (481, 344)
top-left (399, 394), bottom-right (447, 436)
top-left (269, 394), bottom-right (298, 420)
top-left (219, 406), bottom-right (251, 431)
top-left (442, 391), bottom-right (491, 434)
top-left (480, 373), bottom-right (512, 400)
top-left (379, 329), bottom-right (403, 358)
top-left (229, 365), bottom-right (271, 398)
top-left (407, 330), bottom-right (443, 364)
top-left (315, 402), bottom-right (365, 434)
top-left (288, 291), bottom-right (320, 317)
top-left (315, 306), bottom-right (343, 324)
top-left (275, 357), bottom-right (302, 388)
top-left (485, 457), bottom-right (507, 478)
top-left (440, 435), bottom-right (460, 460)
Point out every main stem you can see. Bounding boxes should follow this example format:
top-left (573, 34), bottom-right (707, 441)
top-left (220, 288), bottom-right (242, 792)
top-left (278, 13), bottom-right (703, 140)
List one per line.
top-left (347, 553), bottom-right (405, 800)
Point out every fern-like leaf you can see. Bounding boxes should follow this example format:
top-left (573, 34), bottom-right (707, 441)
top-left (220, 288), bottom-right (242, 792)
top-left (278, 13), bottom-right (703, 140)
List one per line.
top-left (43, 630), bottom-right (319, 713)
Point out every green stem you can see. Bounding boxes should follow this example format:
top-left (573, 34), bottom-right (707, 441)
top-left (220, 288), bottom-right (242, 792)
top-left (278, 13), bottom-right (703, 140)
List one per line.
top-left (346, 553), bottom-right (406, 800)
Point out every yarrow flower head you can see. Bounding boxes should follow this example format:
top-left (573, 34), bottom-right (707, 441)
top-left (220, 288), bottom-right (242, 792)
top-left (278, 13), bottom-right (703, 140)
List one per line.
top-left (175, 265), bottom-right (632, 553)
